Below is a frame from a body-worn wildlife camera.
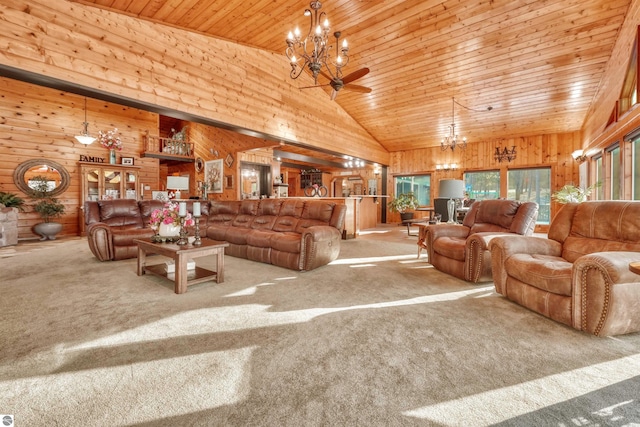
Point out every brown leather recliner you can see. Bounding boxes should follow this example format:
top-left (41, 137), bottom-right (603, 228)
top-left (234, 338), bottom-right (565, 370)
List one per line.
top-left (419, 199), bottom-right (539, 282)
top-left (489, 201), bottom-right (640, 336)
top-left (85, 199), bottom-right (209, 261)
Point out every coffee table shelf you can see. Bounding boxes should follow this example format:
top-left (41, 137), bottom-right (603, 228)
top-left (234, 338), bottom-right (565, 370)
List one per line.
top-left (135, 238), bottom-right (229, 294)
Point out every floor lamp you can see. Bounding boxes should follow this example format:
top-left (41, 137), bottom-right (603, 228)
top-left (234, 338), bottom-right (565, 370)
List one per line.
top-left (439, 179), bottom-right (465, 223)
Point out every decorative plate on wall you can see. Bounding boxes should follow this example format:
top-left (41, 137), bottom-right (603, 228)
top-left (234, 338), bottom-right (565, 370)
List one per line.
top-left (195, 157), bottom-right (204, 172)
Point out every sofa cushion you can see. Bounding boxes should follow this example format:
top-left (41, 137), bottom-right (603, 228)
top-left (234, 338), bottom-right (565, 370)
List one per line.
top-left (433, 236), bottom-right (466, 261)
top-left (270, 232), bottom-right (302, 253)
top-left (246, 229), bottom-right (277, 248)
top-left (505, 253), bottom-right (573, 296)
top-left (98, 199), bottom-right (143, 228)
top-left (225, 227), bottom-right (253, 245)
top-left (272, 216), bottom-right (300, 233)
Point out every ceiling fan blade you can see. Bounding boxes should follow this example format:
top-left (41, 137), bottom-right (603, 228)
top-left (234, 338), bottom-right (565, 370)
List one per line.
top-left (344, 84), bottom-right (372, 94)
top-left (341, 67), bottom-right (370, 85)
top-left (318, 69), bottom-right (333, 82)
top-left (299, 84), bottom-right (330, 90)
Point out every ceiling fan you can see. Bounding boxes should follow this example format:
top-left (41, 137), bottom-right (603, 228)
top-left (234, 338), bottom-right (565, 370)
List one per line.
top-left (301, 67), bottom-right (372, 100)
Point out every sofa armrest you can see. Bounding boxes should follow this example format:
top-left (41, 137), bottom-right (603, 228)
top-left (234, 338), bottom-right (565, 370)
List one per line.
top-left (300, 226), bottom-right (342, 271)
top-left (86, 222), bottom-right (115, 261)
top-left (423, 224), bottom-right (470, 261)
top-left (466, 232), bottom-right (521, 282)
top-left (572, 251), bottom-right (640, 336)
top-left (489, 236), bottom-right (562, 294)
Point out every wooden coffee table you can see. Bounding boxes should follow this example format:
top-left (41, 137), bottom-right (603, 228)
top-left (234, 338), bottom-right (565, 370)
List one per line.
top-left (134, 238), bottom-right (229, 294)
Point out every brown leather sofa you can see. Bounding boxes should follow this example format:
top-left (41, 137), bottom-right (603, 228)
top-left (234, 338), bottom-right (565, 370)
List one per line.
top-left (419, 199), bottom-right (539, 282)
top-left (489, 201), bottom-right (640, 336)
top-left (85, 199), bottom-right (208, 261)
top-left (206, 198), bottom-right (346, 271)
top-left (86, 198), bottom-right (346, 272)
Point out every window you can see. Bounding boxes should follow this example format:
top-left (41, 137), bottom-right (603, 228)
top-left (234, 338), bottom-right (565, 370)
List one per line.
top-left (507, 168), bottom-right (551, 224)
top-left (609, 144), bottom-right (622, 199)
top-left (594, 155), bottom-right (604, 200)
top-left (464, 171), bottom-right (500, 200)
top-left (634, 139), bottom-right (640, 200)
top-left (394, 175), bottom-right (431, 206)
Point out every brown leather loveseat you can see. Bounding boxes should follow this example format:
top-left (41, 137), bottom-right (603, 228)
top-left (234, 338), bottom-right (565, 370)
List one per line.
top-left (489, 201), bottom-right (640, 336)
top-left (419, 199), bottom-right (539, 282)
top-left (206, 198), bottom-right (346, 271)
top-left (85, 199), bottom-right (208, 261)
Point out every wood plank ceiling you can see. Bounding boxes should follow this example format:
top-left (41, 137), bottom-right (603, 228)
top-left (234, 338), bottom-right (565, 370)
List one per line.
top-left (70, 0), bottom-right (630, 157)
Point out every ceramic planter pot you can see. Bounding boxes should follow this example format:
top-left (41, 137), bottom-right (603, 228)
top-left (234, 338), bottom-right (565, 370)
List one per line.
top-left (33, 222), bottom-right (63, 241)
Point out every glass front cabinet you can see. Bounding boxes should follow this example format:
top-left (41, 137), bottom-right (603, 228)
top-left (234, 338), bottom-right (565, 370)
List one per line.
top-left (78, 162), bottom-right (141, 235)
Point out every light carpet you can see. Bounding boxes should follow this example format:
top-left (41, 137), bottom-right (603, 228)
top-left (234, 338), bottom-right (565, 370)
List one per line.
top-left (1, 226), bottom-right (640, 426)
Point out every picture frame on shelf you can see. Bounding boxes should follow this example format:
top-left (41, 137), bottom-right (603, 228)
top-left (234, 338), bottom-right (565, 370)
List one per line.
top-left (121, 157), bottom-right (134, 166)
top-left (205, 159), bottom-right (224, 194)
top-left (152, 191), bottom-right (169, 201)
top-left (225, 153), bottom-right (234, 168)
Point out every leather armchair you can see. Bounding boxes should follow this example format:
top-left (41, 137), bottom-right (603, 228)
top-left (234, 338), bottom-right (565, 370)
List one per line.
top-left (419, 199), bottom-right (538, 282)
top-left (489, 201), bottom-right (640, 336)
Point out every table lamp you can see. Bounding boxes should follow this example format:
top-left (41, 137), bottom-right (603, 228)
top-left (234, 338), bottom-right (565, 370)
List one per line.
top-left (439, 179), bottom-right (465, 223)
top-left (167, 176), bottom-right (189, 200)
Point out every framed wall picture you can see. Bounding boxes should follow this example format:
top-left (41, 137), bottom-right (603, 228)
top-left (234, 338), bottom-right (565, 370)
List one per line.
top-left (205, 159), bottom-right (224, 194)
top-left (225, 174), bottom-right (234, 189)
top-left (121, 157), bottom-right (134, 166)
top-left (225, 153), bottom-right (234, 168)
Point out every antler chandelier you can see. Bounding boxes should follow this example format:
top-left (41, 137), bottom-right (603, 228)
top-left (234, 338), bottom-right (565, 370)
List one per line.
top-left (286, 1), bottom-right (349, 84)
top-left (441, 97), bottom-right (467, 151)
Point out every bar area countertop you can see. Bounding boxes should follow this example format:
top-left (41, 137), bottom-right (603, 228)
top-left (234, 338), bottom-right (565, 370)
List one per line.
top-left (288, 195), bottom-right (386, 239)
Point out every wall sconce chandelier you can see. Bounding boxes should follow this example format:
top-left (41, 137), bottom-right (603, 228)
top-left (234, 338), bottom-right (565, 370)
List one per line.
top-left (441, 97), bottom-right (467, 151)
top-left (495, 145), bottom-right (517, 163)
top-left (74, 97), bottom-right (96, 145)
top-left (572, 149), bottom-right (592, 163)
top-left (343, 156), bottom-right (365, 169)
top-left (286, 1), bottom-right (349, 85)
top-left (436, 163), bottom-right (458, 171)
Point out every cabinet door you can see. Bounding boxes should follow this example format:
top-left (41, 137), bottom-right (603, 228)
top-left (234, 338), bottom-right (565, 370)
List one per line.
top-left (84, 168), bottom-right (101, 201)
top-left (103, 169), bottom-right (122, 200)
top-left (124, 171), bottom-right (138, 199)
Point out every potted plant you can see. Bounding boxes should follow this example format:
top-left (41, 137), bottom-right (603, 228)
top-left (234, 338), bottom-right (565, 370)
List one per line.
top-left (552, 182), bottom-right (601, 204)
top-left (29, 175), bottom-right (65, 240)
top-left (0, 191), bottom-right (26, 211)
top-left (389, 191), bottom-right (420, 221)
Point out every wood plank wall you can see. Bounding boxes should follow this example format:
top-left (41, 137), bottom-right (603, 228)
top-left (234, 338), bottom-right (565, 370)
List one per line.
top-left (0, 77), bottom-right (291, 239)
top-left (0, 0), bottom-right (390, 166)
top-left (387, 132), bottom-right (582, 223)
top-left (0, 77), bottom-right (161, 239)
top-left (582, 0), bottom-right (640, 146)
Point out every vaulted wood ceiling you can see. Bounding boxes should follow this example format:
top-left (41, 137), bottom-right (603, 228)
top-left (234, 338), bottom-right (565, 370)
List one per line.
top-left (71, 0), bottom-right (630, 155)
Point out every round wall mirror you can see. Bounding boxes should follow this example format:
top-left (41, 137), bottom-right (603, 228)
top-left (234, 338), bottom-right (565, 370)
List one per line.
top-left (13, 159), bottom-right (70, 197)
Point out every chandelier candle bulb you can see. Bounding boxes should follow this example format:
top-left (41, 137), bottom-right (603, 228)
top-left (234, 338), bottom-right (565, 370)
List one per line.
top-left (178, 202), bottom-right (187, 217)
top-left (193, 202), bottom-right (201, 217)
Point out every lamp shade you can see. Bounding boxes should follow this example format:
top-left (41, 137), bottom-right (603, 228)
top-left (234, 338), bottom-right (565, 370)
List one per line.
top-left (167, 176), bottom-right (189, 190)
top-left (439, 179), bottom-right (465, 199)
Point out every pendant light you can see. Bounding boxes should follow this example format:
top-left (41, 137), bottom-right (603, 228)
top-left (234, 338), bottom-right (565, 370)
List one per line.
top-left (75, 97), bottom-right (96, 145)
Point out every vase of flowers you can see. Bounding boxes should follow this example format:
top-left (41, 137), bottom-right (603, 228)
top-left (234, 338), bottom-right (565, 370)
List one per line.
top-left (98, 128), bottom-right (123, 164)
top-left (149, 202), bottom-right (194, 238)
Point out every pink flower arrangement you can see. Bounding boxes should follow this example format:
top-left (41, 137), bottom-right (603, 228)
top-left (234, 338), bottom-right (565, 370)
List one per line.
top-left (98, 128), bottom-right (123, 151)
top-left (149, 202), bottom-right (194, 229)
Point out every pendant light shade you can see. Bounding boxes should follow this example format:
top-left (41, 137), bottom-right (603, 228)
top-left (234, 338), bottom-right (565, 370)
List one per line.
top-left (75, 97), bottom-right (96, 145)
